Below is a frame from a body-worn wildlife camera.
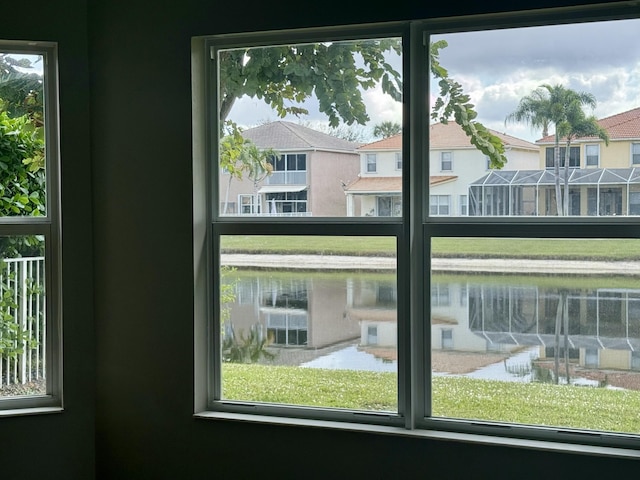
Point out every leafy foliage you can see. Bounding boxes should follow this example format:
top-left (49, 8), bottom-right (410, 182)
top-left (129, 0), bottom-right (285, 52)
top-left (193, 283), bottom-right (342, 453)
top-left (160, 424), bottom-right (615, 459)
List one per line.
top-left (219, 121), bottom-right (278, 214)
top-left (218, 40), bottom-right (402, 127)
top-left (430, 40), bottom-right (507, 169)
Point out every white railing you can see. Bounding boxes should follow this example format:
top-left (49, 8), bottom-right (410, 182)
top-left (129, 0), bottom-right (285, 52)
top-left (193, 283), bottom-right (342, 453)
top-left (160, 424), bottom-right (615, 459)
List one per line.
top-left (0, 257), bottom-right (45, 388)
top-left (265, 171), bottom-right (307, 185)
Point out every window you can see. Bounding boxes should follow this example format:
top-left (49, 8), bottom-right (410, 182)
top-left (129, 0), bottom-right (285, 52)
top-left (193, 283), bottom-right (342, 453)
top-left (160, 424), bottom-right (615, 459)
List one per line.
top-left (366, 153), bottom-right (377, 173)
top-left (459, 194), bottom-right (468, 216)
top-left (196, 4), bottom-right (640, 454)
top-left (633, 143), bottom-right (640, 165)
top-left (377, 195), bottom-right (402, 216)
top-left (0, 43), bottom-right (61, 411)
top-left (585, 144), bottom-right (599, 167)
top-left (430, 195), bottom-right (450, 216)
top-left (267, 153), bottom-right (307, 185)
top-left (239, 194), bottom-right (257, 214)
top-left (545, 146), bottom-right (580, 168)
top-left (395, 152), bottom-right (402, 170)
top-left (440, 152), bottom-right (452, 171)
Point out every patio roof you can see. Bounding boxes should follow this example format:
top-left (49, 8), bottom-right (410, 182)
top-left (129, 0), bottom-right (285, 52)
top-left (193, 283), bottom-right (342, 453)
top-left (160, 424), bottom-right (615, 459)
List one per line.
top-left (470, 167), bottom-right (640, 187)
top-left (257, 185), bottom-right (307, 194)
top-left (345, 175), bottom-right (457, 193)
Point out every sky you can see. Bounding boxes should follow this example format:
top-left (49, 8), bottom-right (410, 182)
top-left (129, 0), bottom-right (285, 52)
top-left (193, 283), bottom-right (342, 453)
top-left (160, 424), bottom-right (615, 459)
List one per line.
top-left (226, 17), bottom-right (640, 144)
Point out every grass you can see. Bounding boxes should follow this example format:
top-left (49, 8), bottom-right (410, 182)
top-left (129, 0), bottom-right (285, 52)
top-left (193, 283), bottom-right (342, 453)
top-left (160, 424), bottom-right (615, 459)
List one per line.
top-left (221, 236), bottom-right (640, 261)
top-left (222, 364), bottom-right (640, 434)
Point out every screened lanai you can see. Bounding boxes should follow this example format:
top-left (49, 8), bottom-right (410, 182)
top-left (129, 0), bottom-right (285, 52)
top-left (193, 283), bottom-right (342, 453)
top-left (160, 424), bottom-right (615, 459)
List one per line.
top-left (468, 167), bottom-right (640, 216)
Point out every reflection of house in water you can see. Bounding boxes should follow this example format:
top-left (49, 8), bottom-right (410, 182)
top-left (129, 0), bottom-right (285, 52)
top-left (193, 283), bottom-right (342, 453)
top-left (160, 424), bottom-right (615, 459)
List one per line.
top-left (226, 270), bottom-right (640, 373)
top-left (468, 283), bottom-right (640, 371)
top-left (227, 272), bottom-right (396, 352)
top-left (430, 280), bottom-right (512, 353)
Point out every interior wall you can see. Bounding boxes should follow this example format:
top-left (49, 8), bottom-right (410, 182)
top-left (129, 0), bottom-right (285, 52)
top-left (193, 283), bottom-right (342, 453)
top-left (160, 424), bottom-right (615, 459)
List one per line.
top-left (0, 1), bottom-right (94, 479)
top-left (89, 0), bottom-right (639, 478)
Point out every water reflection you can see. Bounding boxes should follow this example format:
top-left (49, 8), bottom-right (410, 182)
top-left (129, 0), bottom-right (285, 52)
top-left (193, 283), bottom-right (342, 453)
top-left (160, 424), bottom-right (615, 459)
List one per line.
top-left (223, 270), bottom-right (640, 389)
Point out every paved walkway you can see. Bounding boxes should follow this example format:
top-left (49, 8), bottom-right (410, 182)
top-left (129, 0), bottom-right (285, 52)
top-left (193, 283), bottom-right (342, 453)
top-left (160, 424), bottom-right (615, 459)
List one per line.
top-left (221, 254), bottom-right (640, 276)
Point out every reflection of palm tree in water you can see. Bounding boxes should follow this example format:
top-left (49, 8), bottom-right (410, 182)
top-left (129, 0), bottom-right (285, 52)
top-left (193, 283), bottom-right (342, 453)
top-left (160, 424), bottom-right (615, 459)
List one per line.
top-left (553, 290), bottom-right (570, 385)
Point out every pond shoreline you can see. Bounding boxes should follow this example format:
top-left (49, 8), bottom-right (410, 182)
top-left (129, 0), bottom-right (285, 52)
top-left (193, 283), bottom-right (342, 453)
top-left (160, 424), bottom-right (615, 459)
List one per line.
top-left (221, 254), bottom-right (640, 276)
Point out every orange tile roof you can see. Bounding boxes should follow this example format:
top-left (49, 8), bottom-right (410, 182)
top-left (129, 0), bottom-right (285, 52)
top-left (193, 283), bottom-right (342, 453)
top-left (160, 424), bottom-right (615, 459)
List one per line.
top-left (358, 134), bottom-right (402, 150)
top-left (358, 123), bottom-right (537, 150)
top-left (537, 106), bottom-right (640, 144)
top-left (345, 175), bottom-right (457, 192)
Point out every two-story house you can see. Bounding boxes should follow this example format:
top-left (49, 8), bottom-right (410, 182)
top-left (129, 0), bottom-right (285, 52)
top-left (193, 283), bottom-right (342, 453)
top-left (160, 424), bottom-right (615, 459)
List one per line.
top-left (469, 107), bottom-right (640, 216)
top-left (344, 122), bottom-right (539, 216)
top-left (220, 121), bottom-right (361, 216)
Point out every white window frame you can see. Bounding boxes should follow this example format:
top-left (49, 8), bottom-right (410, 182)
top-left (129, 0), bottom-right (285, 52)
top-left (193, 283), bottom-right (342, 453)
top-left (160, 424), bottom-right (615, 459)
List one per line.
top-left (429, 194), bottom-right (451, 216)
top-left (585, 144), bottom-right (600, 167)
top-left (193, 3), bottom-right (640, 457)
top-left (632, 143), bottom-right (640, 166)
top-left (0, 41), bottom-right (62, 413)
top-left (395, 152), bottom-right (402, 170)
top-left (440, 151), bottom-right (452, 171)
top-left (366, 153), bottom-right (377, 173)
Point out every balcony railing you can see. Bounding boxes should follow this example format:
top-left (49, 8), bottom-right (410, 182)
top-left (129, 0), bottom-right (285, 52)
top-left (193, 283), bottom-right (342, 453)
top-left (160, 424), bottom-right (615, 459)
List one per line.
top-left (265, 171), bottom-right (307, 185)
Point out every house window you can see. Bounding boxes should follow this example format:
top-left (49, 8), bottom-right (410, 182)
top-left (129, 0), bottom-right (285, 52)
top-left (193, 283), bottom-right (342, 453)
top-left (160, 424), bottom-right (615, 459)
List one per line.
top-left (545, 146), bottom-right (579, 168)
top-left (266, 191), bottom-right (308, 215)
top-left (585, 144), bottom-right (599, 167)
top-left (459, 195), bottom-right (468, 216)
top-left (268, 153), bottom-right (307, 185)
top-left (395, 152), bottom-right (402, 170)
top-left (441, 329), bottom-right (453, 350)
top-left (197, 6), bottom-right (640, 452)
top-left (430, 195), bottom-right (450, 216)
top-left (377, 195), bottom-right (402, 216)
top-left (440, 152), bottom-right (452, 171)
top-left (632, 143), bottom-right (640, 165)
top-left (0, 43), bottom-right (61, 411)
top-left (239, 194), bottom-right (257, 214)
top-left (366, 153), bottom-right (377, 173)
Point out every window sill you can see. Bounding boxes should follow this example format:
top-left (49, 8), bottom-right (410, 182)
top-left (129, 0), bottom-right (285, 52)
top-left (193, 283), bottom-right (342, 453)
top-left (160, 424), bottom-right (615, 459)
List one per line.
top-left (194, 411), bottom-right (640, 460)
top-left (0, 406), bottom-right (63, 418)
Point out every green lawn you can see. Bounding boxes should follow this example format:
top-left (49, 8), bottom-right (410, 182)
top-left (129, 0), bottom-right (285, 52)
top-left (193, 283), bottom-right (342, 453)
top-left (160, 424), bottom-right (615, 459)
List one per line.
top-left (221, 236), bottom-right (640, 261)
top-left (222, 364), bottom-right (640, 434)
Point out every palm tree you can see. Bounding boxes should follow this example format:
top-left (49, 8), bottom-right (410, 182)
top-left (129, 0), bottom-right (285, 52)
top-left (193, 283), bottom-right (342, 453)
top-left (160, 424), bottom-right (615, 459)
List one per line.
top-left (556, 102), bottom-right (609, 215)
top-left (506, 84), bottom-right (598, 215)
top-left (220, 121), bottom-right (277, 215)
top-left (372, 121), bottom-right (401, 139)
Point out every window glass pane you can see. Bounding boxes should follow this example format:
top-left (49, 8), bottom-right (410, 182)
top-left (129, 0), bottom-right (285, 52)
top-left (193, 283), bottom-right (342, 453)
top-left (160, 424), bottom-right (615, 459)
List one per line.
top-left (430, 237), bottom-right (640, 434)
top-left (430, 18), bottom-right (640, 218)
top-left (0, 53), bottom-right (46, 217)
top-left (219, 235), bottom-right (397, 412)
top-left (0, 235), bottom-right (46, 398)
top-left (217, 37), bottom-right (402, 218)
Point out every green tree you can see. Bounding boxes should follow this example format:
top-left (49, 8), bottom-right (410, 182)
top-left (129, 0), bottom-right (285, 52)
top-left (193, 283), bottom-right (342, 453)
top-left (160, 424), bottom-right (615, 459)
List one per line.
top-left (372, 120), bottom-right (401, 139)
top-left (218, 40), bottom-right (402, 128)
top-left (557, 101), bottom-right (609, 215)
top-left (219, 39), bottom-right (505, 173)
top-left (0, 54), bottom-right (43, 126)
top-left (219, 121), bottom-right (278, 215)
top-left (506, 84), bottom-right (600, 215)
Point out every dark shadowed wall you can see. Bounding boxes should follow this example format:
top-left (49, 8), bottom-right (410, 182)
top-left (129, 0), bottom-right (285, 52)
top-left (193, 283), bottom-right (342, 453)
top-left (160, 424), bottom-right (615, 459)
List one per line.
top-left (0, 0), bottom-right (94, 479)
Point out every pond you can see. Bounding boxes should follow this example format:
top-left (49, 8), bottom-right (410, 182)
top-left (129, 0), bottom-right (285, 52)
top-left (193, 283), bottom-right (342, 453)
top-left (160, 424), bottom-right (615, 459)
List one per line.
top-left (223, 268), bottom-right (640, 389)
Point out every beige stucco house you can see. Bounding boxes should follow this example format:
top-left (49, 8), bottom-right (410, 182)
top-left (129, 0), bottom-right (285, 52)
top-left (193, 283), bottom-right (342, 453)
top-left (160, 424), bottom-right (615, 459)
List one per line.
top-left (470, 107), bottom-right (640, 216)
